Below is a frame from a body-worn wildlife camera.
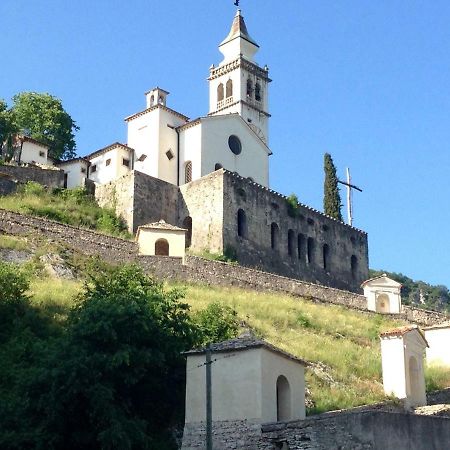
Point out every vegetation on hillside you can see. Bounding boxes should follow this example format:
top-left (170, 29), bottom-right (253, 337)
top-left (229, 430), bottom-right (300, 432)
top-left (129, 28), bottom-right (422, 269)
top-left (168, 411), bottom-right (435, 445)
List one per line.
top-left (0, 182), bottom-right (130, 238)
top-left (0, 261), bottom-right (240, 450)
top-left (369, 269), bottom-right (450, 313)
top-left (0, 92), bottom-right (78, 160)
top-left (323, 153), bottom-right (343, 221)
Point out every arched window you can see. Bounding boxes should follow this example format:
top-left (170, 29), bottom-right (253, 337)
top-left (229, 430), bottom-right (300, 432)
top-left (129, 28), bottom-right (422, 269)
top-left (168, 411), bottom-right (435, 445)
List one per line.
top-left (182, 216), bottom-right (192, 248)
top-left (215, 163), bottom-right (223, 170)
top-left (155, 239), bottom-right (169, 256)
top-left (276, 375), bottom-right (291, 422)
top-left (297, 234), bottom-right (304, 261)
top-left (288, 229), bottom-right (295, 257)
top-left (150, 95), bottom-right (155, 106)
top-left (322, 244), bottom-right (329, 270)
top-left (271, 223), bottom-right (279, 250)
top-left (226, 79), bottom-right (233, 98)
top-left (217, 83), bottom-right (224, 102)
top-left (237, 209), bottom-right (247, 238)
top-left (255, 83), bottom-right (261, 101)
top-left (376, 293), bottom-right (390, 313)
top-left (246, 79), bottom-right (253, 97)
top-left (185, 161), bottom-right (192, 183)
top-left (307, 237), bottom-right (314, 264)
top-left (351, 255), bottom-right (358, 279)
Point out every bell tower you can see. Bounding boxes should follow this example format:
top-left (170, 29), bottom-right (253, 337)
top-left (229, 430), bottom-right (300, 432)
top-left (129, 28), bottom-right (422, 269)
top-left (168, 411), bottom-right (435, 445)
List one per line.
top-left (208, 9), bottom-right (271, 144)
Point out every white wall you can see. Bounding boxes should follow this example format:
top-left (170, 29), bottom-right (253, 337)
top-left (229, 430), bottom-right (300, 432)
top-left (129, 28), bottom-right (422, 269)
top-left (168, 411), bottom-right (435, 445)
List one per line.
top-left (89, 147), bottom-right (132, 184)
top-left (381, 337), bottom-right (407, 399)
top-left (179, 123), bottom-right (203, 184)
top-left (20, 141), bottom-right (48, 165)
top-left (364, 278), bottom-right (402, 314)
top-left (59, 160), bottom-right (89, 189)
top-left (425, 327), bottom-right (450, 367)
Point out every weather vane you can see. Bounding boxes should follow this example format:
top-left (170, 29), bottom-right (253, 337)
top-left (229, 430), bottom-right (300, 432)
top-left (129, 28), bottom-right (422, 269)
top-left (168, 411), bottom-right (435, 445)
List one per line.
top-left (234, 0), bottom-right (240, 6)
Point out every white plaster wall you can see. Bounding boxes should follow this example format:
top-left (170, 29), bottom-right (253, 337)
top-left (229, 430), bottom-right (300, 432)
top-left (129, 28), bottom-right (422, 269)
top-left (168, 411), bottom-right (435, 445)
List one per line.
top-left (59, 160), bottom-right (89, 189)
top-left (260, 350), bottom-right (305, 422)
top-left (403, 333), bottom-right (427, 407)
top-left (20, 141), bottom-right (48, 165)
top-left (128, 110), bottom-right (160, 179)
top-left (425, 328), bottom-right (450, 367)
top-left (200, 115), bottom-right (269, 186)
top-left (185, 349), bottom-right (262, 423)
top-left (381, 337), bottom-right (407, 399)
top-left (89, 147), bottom-right (132, 184)
top-left (179, 124), bottom-right (203, 184)
top-left (137, 228), bottom-right (185, 263)
top-left (364, 286), bottom-right (401, 314)
top-left (209, 70), bottom-right (241, 114)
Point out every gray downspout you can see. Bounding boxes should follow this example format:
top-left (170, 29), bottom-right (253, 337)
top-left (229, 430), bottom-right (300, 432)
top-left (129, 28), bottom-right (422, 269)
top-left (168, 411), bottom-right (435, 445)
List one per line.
top-left (167, 124), bottom-right (180, 186)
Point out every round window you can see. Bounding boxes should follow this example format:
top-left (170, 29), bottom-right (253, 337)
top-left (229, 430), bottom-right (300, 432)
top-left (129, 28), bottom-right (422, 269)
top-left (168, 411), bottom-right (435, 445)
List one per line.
top-left (228, 135), bottom-right (242, 155)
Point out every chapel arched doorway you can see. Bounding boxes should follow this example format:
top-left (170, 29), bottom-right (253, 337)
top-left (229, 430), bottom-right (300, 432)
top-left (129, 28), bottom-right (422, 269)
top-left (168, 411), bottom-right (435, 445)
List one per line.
top-left (155, 239), bottom-right (169, 256)
top-left (276, 375), bottom-right (291, 422)
top-left (376, 293), bottom-right (390, 313)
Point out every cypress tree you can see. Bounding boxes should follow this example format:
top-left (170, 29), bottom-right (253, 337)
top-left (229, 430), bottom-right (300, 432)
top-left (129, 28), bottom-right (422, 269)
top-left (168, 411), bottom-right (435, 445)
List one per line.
top-left (323, 153), bottom-right (343, 221)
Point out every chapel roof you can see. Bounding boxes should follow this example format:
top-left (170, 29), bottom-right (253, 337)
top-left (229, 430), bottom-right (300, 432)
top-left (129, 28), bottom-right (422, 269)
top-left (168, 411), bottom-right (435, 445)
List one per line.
top-left (124, 104), bottom-right (189, 123)
top-left (185, 332), bottom-right (307, 366)
top-left (361, 274), bottom-right (402, 288)
top-left (380, 325), bottom-right (428, 346)
top-left (219, 9), bottom-right (259, 49)
top-left (137, 219), bottom-right (187, 232)
top-left (17, 135), bottom-right (49, 149)
top-left (85, 142), bottom-right (134, 160)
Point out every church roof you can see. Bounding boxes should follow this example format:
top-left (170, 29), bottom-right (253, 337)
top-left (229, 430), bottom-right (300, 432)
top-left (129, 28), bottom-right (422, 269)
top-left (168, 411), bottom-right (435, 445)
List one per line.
top-left (125, 104), bottom-right (189, 123)
top-left (185, 332), bottom-right (307, 366)
top-left (137, 220), bottom-right (187, 232)
top-left (219, 9), bottom-right (259, 49)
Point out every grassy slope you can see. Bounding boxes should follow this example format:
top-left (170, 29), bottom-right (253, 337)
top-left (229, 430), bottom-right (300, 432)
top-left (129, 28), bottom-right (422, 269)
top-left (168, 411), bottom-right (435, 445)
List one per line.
top-left (22, 269), bottom-right (450, 414)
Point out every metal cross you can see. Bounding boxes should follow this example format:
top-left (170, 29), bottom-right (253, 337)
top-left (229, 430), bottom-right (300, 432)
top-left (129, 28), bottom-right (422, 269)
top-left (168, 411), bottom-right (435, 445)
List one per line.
top-left (338, 168), bottom-right (362, 226)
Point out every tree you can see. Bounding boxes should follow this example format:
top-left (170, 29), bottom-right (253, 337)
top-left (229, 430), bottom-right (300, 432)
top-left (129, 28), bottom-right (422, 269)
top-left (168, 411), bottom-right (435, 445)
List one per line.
top-left (11, 92), bottom-right (79, 160)
top-left (323, 153), bottom-right (343, 221)
top-left (0, 100), bottom-right (17, 160)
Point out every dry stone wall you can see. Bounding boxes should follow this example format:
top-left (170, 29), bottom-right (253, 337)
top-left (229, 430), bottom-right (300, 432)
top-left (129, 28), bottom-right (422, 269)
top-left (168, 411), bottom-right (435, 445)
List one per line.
top-left (0, 165), bottom-right (64, 193)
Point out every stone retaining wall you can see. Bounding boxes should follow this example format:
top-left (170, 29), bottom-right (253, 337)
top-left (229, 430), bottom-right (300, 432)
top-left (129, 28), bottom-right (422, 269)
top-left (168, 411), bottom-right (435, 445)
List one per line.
top-left (0, 165), bottom-right (64, 190)
top-left (0, 209), bottom-right (448, 327)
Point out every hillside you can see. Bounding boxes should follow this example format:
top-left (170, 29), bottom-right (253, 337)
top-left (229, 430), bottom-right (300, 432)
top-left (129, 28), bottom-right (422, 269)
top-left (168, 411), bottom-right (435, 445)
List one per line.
top-left (2, 231), bottom-right (447, 414)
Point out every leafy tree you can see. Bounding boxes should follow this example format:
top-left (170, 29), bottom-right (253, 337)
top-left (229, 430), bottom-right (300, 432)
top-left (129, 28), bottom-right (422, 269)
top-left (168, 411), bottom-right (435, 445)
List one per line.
top-left (11, 92), bottom-right (79, 160)
top-left (0, 100), bottom-right (17, 160)
top-left (323, 153), bottom-right (343, 221)
top-left (194, 302), bottom-right (240, 346)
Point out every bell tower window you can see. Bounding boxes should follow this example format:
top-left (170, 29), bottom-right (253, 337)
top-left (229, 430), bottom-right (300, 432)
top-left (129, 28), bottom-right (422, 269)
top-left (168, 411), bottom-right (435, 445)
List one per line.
top-left (247, 79), bottom-right (253, 98)
top-left (255, 82), bottom-right (261, 102)
top-left (217, 83), bottom-right (224, 102)
top-left (226, 79), bottom-right (233, 98)
top-left (185, 161), bottom-right (192, 183)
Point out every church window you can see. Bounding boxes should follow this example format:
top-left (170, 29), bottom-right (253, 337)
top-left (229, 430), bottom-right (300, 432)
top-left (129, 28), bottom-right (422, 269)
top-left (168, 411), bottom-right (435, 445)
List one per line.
top-left (228, 135), bottom-right (242, 155)
top-left (237, 209), bottom-right (247, 238)
top-left (215, 163), bottom-right (223, 170)
top-left (217, 84), bottom-right (224, 102)
top-left (246, 79), bottom-right (253, 97)
top-left (271, 222), bottom-right (279, 250)
top-left (123, 158), bottom-right (130, 167)
top-left (237, 188), bottom-right (246, 201)
top-left (255, 82), bottom-right (261, 101)
top-left (138, 154), bottom-right (148, 162)
top-left (185, 161), bottom-right (192, 183)
top-left (307, 237), bottom-right (314, 264)
top-left (91, 164), bottom-right (97, 173)
top-left (165, 150), bottom-right (174, 161)
top-left (81, 167), bottom-right (86, 174)
top-left (351, 255), bottom-right (358, 279)
top-left (226, 79), bottom-right (233, 98)
top-left (155, 238), bottom-right (169, 256)
top-left (106, 158), bottom-right (111, 166)
top-left (297, 233), bottom-right (304, 260)
top-left (150, 95), bottom-right (155, 106)
top-left (39, 151), bottom-right (45, 157)
top-left (276, 375), bottom-right (291, 421)
top-left (183, 216), bottom-right (193, 248)
top-left (288, 229), bottom-right (295, 257)
top-left (323, 244), bottom-right (329, 270)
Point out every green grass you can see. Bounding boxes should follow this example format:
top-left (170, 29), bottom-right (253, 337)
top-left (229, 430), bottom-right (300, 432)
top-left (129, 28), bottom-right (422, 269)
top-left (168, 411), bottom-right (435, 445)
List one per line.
top-left (0, 234), bottom-right (29, 251)
top-left (22, 274), bottom-right (450, 415)
top-left (0, 182), bottom-right (131, 238)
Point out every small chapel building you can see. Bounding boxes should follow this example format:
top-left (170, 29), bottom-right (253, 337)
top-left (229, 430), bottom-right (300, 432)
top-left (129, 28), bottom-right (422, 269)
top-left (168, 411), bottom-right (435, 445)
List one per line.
top-left (362, 274), bottom-right (402, 314)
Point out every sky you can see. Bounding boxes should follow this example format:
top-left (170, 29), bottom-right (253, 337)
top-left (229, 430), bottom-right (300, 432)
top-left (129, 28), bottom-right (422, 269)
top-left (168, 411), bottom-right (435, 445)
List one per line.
top-left (1, 0), bottom-right (450, 286)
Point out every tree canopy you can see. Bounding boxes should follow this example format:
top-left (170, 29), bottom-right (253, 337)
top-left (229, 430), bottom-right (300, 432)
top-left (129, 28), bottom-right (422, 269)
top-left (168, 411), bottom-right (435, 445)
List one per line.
top-left (0, 92), bottom-right (79, 161)
top-left (323, 153), bottom-right (343, 221)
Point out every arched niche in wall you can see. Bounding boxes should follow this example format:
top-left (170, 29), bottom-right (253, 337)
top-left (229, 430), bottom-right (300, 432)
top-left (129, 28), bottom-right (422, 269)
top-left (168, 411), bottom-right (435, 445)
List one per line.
top-left (276, 375), bottom-right (291, 422)
top-left (155, 238), bottom-right (169, 256)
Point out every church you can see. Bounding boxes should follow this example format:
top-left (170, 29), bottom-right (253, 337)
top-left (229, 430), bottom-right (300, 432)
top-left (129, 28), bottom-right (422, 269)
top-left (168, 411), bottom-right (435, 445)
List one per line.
top-left (8, 10), bottom-right (370, 292)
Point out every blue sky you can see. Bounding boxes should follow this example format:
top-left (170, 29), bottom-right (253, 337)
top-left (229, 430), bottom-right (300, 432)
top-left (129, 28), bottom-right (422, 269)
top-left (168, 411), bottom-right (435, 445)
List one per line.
top-left (2, 0), bottom-right (450, 286)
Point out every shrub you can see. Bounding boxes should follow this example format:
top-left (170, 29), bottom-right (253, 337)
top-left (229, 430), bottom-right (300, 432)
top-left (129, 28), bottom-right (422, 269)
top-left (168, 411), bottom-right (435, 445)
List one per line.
top-left (286, 193), bottom-right (300, 218)
top-left (21, 181), bottom-right (45, 196)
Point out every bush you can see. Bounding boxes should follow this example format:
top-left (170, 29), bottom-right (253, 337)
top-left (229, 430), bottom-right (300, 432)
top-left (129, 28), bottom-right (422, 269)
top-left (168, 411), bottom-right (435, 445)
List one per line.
top-left (21, 181), bottom-right (45, 196)
top-left (286, 193), bottom-right (300, 218)
top-left (194, 302), bottom-right (240, 345)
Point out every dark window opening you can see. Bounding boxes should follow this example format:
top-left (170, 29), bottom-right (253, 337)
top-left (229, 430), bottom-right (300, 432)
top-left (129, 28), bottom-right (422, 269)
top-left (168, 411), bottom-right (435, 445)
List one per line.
top-left (165, 150), bottom-right (173, 161)
top-left (106, 158), bottom-right (111, 166)
top-left (237, 188), bottom-right (246, 201)
top-left (237, 209), bottom-right (247, 238)
top-left (297, 234), bottom-right (304, 260)
top-left (183, 216), bottom-right (192, 248)
top-left (81, 167), bottom-right (86, 174)
top-left (255, 83), bottom-right (261, 101)
top-left (139, 154), bottom-right (148, 162)
top-left (63, 173), bottom-right (68, 189)
top-left (276, 375), bottom-right (291, 422)
top-left (226, 79), bottom-right (233, 98)
top-left (91, 165), bottom-right (97, 173)
top-left (271, 223), bottom-right (279, 250)
top-left (150, 94), bottom-right (155, 106)
top-left (185, 161), bottom-right (192, 183)
top-left (217, 83), bottom-right (224, 102)
top-left (307, 237), bottom-right (314, 264)
top-left (288, 229), bottom-right (295, 257)
top-left (39, 151), bottom-right (45, 157)
top-left (323, 244), bottom-right (330, 270)
top-left (123, 158), bottom-right (130, 167)
top-left (228, 135), bottom-right (242, 155)
top-left (246, 79), bottom-right (253, 97)
top-left (351, 255), bottom-right (358, 279)
top-left (155, 239), bottom-right (169, 256)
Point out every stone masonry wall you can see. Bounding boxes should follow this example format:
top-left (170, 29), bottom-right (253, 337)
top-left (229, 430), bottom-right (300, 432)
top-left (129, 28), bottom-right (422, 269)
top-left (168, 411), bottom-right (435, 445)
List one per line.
top-left (221, 170), bottom-right (369, 292)
top-left (0, 209), bottom-right (447, 327)
top-left (0, 165), bottom-right (64, 191)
